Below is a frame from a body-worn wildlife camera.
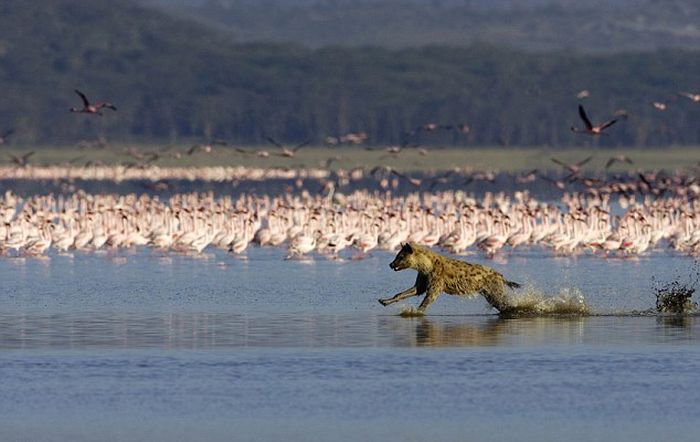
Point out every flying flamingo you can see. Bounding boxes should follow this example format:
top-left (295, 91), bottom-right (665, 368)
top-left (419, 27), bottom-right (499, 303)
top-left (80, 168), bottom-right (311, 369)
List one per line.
top-left (390, 169), bottom-right (422, 187)
top-left (678, 92), bottom-right (700, 103)
top-left (605, 155), bottom-right (634, 169)
top-left (0, 129), bottom-right (15, 145)
top-left (266, 137), bottom-right (309, 158)
top-left (9, 151), bottom-right (34, 167)
top-left (69, 89), bottom-right (117, 116)
top-left (570, 105), bottom-right (617, 135)
top-left (550, 156), bottom-right (592, 175)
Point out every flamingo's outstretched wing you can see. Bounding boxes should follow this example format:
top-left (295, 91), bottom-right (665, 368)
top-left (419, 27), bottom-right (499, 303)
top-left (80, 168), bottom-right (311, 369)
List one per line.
top-left (550, 157), bottom-right (567, 168)
top-left (265, 136), bottom-right (284, 149)
top-left (578, 105), bottom-right (593, 130)
top-left (576, 156), bottom-right (593, 167)
top-left (293, 140), bottom-right (310, 152)
top-left (74, 89), bottom-right (90, 107)
top-left (96, 102), bottom-right (117, 111)
top-left (599, 119), bottom-right (617, 131)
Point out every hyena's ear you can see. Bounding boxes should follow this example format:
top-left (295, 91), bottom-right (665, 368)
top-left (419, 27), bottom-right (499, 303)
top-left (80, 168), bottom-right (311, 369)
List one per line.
top-left (402, 242), bottom-right (413, 254)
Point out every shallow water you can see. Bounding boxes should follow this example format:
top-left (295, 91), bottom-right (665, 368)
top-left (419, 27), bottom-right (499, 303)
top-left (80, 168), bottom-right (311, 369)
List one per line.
top-left (2, 249), bottom-right (699, 441)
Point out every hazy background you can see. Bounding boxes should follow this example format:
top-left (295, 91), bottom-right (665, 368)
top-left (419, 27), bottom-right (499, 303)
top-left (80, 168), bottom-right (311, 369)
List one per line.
top-left (143, 0), bottom-right (700, 51)
top-left (2, 0), bottom-right (700, 147)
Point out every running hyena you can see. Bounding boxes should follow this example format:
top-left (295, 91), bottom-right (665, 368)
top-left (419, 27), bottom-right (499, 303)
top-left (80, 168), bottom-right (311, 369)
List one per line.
top-left (378, 243), bottom-right (521, 314)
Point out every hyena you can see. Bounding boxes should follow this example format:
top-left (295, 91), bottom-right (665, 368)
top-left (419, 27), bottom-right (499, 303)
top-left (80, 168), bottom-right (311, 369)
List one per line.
top-left (378, 242), bottom-right (521, 314)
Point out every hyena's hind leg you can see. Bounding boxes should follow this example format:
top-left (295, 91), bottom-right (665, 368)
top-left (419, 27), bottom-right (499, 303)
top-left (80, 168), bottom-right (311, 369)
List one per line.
top-left (379, 274), bottom-right (427, 306)
top-left (479, 278), bottom-right (513, 313)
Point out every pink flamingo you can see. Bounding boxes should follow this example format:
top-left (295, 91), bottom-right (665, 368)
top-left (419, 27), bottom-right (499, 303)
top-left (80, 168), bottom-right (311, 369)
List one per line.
top-left (570, 105), bottom-right (617, 135)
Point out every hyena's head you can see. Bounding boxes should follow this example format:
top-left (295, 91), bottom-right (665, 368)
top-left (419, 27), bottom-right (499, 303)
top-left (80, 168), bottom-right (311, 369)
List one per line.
top-left (389, 243), bottom-right (416, 271)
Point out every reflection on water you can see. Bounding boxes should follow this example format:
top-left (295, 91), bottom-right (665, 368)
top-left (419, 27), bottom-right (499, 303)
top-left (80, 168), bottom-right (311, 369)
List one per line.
top-left (654, 315), bottom-right (697, 344)
top-left (414, 318), bottom-right (505, 347)
top-left (0, 175), bottom-right (570, 199)
top-left (1, 312), bottom-right (697, 349)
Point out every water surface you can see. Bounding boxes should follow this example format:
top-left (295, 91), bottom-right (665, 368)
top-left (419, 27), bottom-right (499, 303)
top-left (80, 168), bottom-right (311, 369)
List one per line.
top-left (1, 249), bottom-right (698, 441)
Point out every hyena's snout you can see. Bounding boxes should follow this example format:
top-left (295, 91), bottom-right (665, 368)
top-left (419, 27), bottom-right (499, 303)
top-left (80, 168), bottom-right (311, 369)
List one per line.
top-left (390, 243), bottom-right (414, 271)
top-left (389, 258), bottom-right (406, 271)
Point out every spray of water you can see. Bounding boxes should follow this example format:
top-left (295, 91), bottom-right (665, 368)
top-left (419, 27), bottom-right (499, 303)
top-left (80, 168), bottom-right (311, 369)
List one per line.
top-left (396, 264), bottom-right (700, 318)
top-left (499, 285), bottom-right (590, 316)
top-left (652, 262), bottom-right (699, 314)
top-left (398, 285), bottom-right (590, 317)
top-left (399, 306), bottom-right (425, 317)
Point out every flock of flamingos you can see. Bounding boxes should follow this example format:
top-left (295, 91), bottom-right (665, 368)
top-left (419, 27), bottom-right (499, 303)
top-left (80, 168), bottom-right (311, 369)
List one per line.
top-left (1, 162), bottom-right (700, 259)
top-left (1, 91), bottom-right (700, 260)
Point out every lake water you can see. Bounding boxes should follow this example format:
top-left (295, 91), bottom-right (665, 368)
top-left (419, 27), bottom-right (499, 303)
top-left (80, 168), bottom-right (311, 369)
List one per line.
top-left (1, 249), bottom-right (699, 441)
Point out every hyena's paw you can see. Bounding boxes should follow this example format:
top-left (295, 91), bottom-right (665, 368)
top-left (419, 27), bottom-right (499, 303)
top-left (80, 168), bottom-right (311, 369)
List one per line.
top-left (378, 298), bottom-right (390, 306)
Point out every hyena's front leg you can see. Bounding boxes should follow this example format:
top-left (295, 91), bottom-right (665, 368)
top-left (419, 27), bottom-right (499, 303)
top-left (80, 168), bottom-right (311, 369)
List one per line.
top-left (378, 286), bottom-right (418, 306)
top-left (379, 274), bottom-right (427, 306)
top-left (416, 287), bottom-right (441, 313)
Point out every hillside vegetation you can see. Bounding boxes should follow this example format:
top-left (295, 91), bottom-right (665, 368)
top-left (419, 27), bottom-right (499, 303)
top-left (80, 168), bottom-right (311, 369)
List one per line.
top-left (144, 0), bottom-right (700, 52)
top-left (2, 0), bottom-right (700, 148)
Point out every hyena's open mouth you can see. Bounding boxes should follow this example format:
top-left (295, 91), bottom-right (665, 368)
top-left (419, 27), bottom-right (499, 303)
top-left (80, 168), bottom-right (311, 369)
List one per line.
top-left (389, 262), bottom-right (404, 271)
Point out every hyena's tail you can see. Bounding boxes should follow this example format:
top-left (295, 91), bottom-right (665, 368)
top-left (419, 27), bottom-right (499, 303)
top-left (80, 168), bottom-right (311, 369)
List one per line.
top-left (505, 280), bottom-right (521, 289)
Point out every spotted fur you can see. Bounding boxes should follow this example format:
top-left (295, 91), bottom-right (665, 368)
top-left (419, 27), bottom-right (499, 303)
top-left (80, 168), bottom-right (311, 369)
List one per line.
top-left (379, 242), bottom-right (521, 313)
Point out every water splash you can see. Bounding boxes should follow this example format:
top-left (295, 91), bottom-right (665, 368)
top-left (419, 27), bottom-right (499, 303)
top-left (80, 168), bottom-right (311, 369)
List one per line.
top-left (500, 285), bottom-right (590, 316)
top-left (399, 306), bottom-right (425, 317)
top-left (652, 262), bottom-right (699, 314)
top-left (397, 285), bottom-right (590, 317)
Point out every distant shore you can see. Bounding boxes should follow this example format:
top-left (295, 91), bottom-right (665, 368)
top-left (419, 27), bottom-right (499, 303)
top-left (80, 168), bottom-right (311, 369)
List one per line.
top-left (1, 145), bottom-right (698, 173)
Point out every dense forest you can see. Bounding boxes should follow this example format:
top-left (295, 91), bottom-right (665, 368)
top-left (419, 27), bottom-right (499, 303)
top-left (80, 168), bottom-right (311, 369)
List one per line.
top-left (144, 0), bottom-right (700, 52)
top-left (2, 0), bottom-right (700, 147)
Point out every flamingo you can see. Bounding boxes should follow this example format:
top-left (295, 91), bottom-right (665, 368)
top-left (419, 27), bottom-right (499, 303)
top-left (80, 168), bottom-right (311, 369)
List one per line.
top-left (69, 89), bottom-right (117, 116)
top-left (570, 105), bottom-right (617, 135)
top-left (605, 155), bottom-right (634, 169)
top-left (550, 156), bottom-right (592, 175)
top-left (287, 233), bottom-right (316, 258)
top-left (678, 92), bottom-right (700, 103)
top-left (266, 137), bottom-right (309, 158)
top-left (9, 152), bottom-right (34, 167)
top-left (351, 232), bottom-right (378, 258)
top-left (23, 221), bottom-right (52, 256)
top-left (0, 129), bottom-right (14, 145)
